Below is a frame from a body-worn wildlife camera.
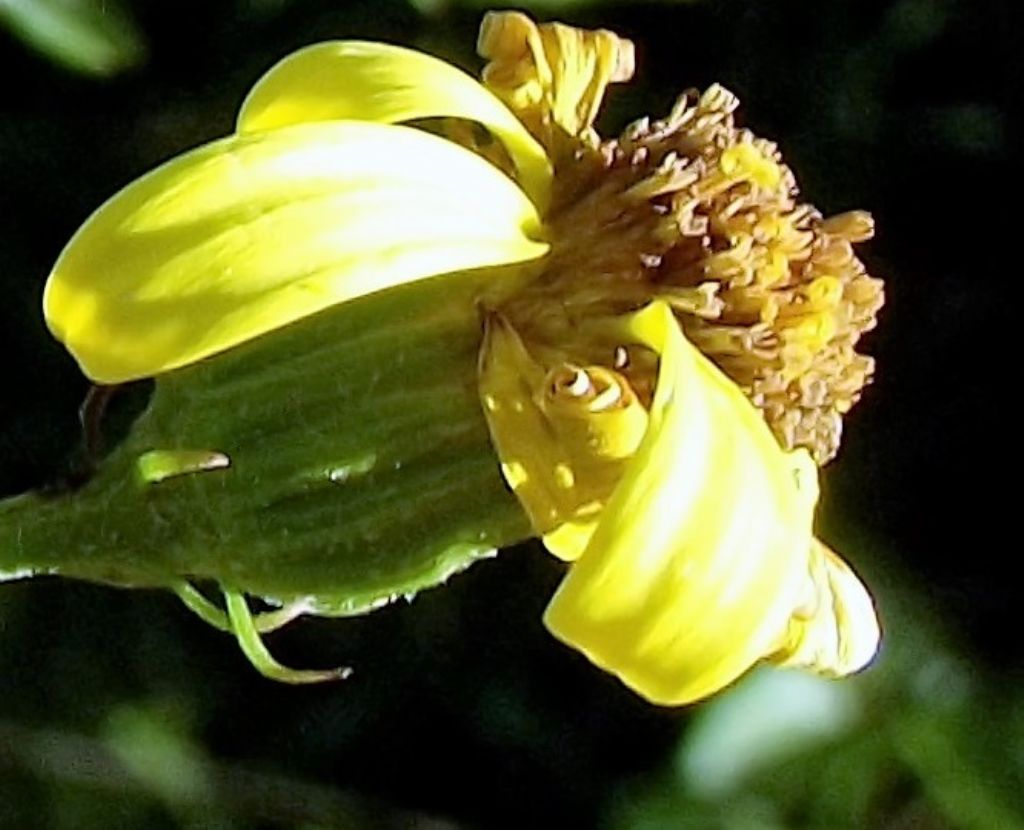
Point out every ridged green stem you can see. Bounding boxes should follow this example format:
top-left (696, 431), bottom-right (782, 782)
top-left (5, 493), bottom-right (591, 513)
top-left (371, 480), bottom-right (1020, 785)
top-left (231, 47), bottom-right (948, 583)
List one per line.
top-left (1, 274), bottom-right (532, 615)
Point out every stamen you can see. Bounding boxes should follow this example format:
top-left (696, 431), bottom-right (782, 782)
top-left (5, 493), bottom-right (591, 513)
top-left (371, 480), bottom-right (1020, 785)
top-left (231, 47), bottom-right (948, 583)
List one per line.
top-left (719, 144), bottom-right (783, 189)
top-left (496, 69), bottom-right (882, 465)
top-left (821, 210), bottom-right (875, 242)
top-left (657, 283), bottom-right (724, 318)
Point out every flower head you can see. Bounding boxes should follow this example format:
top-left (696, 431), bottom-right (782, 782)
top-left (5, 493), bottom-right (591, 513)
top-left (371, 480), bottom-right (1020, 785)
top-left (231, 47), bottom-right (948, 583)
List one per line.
top-left (43, 12), bottom-right (882, 703)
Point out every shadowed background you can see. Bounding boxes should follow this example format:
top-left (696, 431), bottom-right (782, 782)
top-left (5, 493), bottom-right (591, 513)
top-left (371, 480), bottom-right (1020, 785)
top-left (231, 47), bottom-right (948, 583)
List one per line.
top-left (1, 1), bottom-right (1019, 827)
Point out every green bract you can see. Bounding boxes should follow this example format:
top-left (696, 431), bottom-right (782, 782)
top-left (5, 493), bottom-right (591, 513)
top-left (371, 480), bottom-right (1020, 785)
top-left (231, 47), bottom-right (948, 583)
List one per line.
top-left (4, 276), bottom-right (533, 679)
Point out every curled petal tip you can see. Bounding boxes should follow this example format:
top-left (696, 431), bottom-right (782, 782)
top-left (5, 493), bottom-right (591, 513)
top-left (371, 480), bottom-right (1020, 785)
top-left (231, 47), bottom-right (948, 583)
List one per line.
top-left (774, 541), bottom-right (881, 677)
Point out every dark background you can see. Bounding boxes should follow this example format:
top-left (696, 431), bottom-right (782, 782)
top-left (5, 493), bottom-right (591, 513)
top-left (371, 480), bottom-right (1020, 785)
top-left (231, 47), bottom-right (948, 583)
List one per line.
top-left (1, 1), bottom-right (1020, 827)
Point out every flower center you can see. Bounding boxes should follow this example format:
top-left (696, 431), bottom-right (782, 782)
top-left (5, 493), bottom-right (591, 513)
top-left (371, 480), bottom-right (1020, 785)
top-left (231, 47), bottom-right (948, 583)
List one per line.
top-left (495, 82), bottom-right (883, 465)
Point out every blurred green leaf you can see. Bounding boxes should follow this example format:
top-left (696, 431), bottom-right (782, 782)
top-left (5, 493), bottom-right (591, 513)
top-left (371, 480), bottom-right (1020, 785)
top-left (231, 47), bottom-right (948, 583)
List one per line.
top-left (102, 705), bottom-right (210, 806)
top-left (610, 586), bottom-right (1024, 830)
top-left (894, 707), bottom-right (1024, 830)
top-left (0, 0), bottom-right (145, 76)
top-left (677, 667), bottom-right (862, 799)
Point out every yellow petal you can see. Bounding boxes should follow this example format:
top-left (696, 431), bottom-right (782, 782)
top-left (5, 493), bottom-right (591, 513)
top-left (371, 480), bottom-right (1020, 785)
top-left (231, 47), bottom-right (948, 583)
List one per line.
top-left (478, 11), bottom-right (634, 148)
top-left (237, 40), bottom-right (551, 209)
top-left (544, 302), bottom-right (825, 705)
top-left (45, 121), bottom-right (548, 383)
top-left (478, 315), bottom-right (647, 562)
top-left (478, 315), bottom-right (592, 559)
top-left (773, 540), bottom-right (880, 676)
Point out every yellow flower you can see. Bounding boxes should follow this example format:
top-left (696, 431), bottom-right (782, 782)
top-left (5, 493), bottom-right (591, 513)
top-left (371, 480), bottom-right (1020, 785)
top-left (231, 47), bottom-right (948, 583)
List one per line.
top-left (43, 12), bottom-right (882, 704)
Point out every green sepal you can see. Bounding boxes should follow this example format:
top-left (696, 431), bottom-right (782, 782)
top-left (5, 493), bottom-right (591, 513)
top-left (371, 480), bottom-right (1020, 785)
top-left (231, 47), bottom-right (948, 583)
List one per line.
top-left (1, 272), bottom-right (532, 617)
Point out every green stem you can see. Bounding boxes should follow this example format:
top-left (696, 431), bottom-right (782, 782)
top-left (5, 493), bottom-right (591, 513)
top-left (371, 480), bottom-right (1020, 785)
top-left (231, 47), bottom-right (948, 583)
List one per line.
top-left (1, 274), bottom-right (532, 614)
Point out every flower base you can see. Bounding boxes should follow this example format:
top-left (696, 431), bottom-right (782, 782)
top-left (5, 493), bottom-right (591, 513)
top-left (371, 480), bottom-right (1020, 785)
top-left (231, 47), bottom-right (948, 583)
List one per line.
top-left (1, 272), bottom-right (531, 617)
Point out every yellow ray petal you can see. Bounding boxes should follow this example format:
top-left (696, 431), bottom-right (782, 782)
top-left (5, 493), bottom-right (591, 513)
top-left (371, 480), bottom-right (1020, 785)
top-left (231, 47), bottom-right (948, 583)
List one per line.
top-left (237, 40), bottom-right (551, 209)
top-left (478, 315), bottom-right (647, 562)
top-left (478, 314), bottom-right (590, 558)
top-left (45, 121), bottom-right (548, 383)
top-left (478, 11), bottom-right (634, 149)
top-left (544, 302), bottom-right (838, 705)
top-left (773, 539), bottom-right (881, 676)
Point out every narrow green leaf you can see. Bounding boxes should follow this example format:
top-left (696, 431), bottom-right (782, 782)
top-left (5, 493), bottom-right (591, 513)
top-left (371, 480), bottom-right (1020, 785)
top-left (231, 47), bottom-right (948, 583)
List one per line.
top-left (0, 0), bottom-right (145, 76)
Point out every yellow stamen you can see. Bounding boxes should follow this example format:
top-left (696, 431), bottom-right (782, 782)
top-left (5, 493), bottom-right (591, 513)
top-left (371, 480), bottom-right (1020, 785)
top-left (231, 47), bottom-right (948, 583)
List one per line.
top-left (719, 143), bottom-right (783, 189)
